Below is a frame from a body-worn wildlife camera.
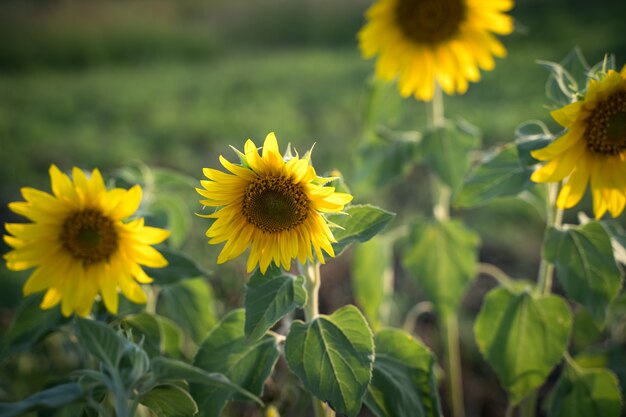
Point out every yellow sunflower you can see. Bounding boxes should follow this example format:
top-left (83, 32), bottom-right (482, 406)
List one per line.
top-left (197, 132), bottom-right (353, 274)
top-left (358, 0), bottom-right (514, 101)
top-left (3, 165), bottom-right (170, 317)
top-left (531, 66), bottom-right (626, 218)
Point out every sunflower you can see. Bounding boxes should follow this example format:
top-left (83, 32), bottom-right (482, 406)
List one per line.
top-left (197, 132), bottom-right (353, 274)
top-left (531, 66), bottom-right (626, 219)
top-left (358, 0), bottom-right (514, 101)
top-left (3, 165), bottom-right (170, 317)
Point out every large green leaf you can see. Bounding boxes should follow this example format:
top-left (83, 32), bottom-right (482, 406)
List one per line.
top-left (145, 247), bottom-right (208, 286)
top-left (474, 286), bottom-right (572, 404)
top-left (353, 132), bottom-right (421, 192)
top-left (327, 204), bottom-right (395, 256)
top-left (121, 312), bottom-right (183, 357)
top-left (0, 294), bottom-right (65, 360)
top-left (244, 267), bottom-right (306, 341)
top-left (402, 218), bottom-right (479, 318)
top-left (420, 120), bottom-right (479, 190)
top-left (352, 236), bottom-right (393, 329)
top-left (140, 385), bottom-right (198, 417)
top-left (547, 360), bottom-right (622, 417)
top-left (191, 309), bottom-right (279, 417)
top-left (157, 277), bottom-right (218, 343)
top-left (544, 222), bottom-right (622, 323)
top-left (0, 383), bottom-right (82, 417)
top-left (455, 143), bottom-right (535, 208)
top-left (284, 305), bottom-right (374, 417)
top-left (76, 317), bottom-right (125, 369)
top-left (150, 357), bottom-right (262, 405)
top-left (364, 329), bottom-right (442, 417)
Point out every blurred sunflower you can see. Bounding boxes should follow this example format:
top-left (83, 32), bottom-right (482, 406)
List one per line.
top-left (197, 132), bottom-right (352, 274)
top-left (3, 165), bottom-right (170, 317)
top-left (358, 0), bottom-right (514, 101)
top-left (531, 66), bottom-right (626, 218)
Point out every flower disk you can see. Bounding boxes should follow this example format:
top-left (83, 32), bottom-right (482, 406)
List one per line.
top-left (531, 66), bottom-right (626, 219)
top-left (3, 165), bottom-right (170, 317)
top-left (197, 132), bottom-right (353, 273)
top-left (358, 0), bottom-right (514, 101)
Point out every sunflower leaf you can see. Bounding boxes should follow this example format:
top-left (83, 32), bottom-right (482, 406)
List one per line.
top-left (543, 222), bottom-right (622, 324)
top-left (455, 142), bottom-right (536, 208)
top-left (284, 305), bottom-right (374, 417)
top-left (420, 120), bottom-right (479, 190)
top-left (140, 385), bottom-right (198, 417)
top-left (474, 286), bottom-right (572, 404)
top-left (327, 204), bottom-right (395, 256)
top-left (401, 218), bottom-right (479, 319)
top-left (0, 383), bottom-right (82, 417)
top-left (546, 360), bottom-right (622, 417)
top-left (76, 317), bottom-right (126, 369)
top-left (0, 294), bottom-right (65, 361)
top-left (244, 269), bottom-right (306, 341)
top-left (364, 328), bottom-right (442, 417)
top-left (145, 248), bottom-right (209, 286)
top-left (352, 236), bottom-right (393, 330)
top-left (191, 309), bottom-right (278, 417)
top-left (157, 277), bottom-right (218, 344)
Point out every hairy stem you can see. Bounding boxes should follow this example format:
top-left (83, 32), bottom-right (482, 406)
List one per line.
top-left (304, 262), bottom-right (335, 417)
top-left (444, 312), bottom-right (465, 417)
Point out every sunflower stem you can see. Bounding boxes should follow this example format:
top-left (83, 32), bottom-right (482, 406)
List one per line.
top-left (304, 262), bottom-right (321, 321)
top-left (429, 83), bottom-right (445, 128)
top-left (303, 262), bottom-right (335, 417)
top-left (523, 183), bottom-right (565, 417)
top-left (428, 87), bottom-right (464, 417)
top-left (444, 312), bottom-right (465, 417)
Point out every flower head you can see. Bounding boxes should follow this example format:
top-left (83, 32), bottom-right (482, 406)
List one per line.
top-left (358, 0), bottom-right (514, 101)
top-left (3, 165), bottom-right (170, 317)
top-left (197, 132), bottom-right (353, 273)
top-left (531, 66), bottom-right (626, 218)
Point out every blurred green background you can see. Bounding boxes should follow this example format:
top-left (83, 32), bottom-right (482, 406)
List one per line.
top-left (0, 0), bottom-right (625, 415)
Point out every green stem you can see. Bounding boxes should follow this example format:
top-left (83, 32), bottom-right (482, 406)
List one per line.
top-left (505, 402), bottom-right (516, 417)
top-left (428, 85), bottom-right (464, 417)
top-left (522, 183), bottom-right (565, 417)
top-left (303, 262), bottom-right (335, 417)
top-left (444, 312), bottom-right (465, 417)
top-left (536, 182), bottom-right (564, 295)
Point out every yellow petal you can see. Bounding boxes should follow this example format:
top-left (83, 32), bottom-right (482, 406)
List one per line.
top-left (109, 185), bottom-right (142, 220)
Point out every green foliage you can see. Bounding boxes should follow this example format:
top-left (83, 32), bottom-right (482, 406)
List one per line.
top-left (455, 142), bottom-right (536, 208)
top-left (146, 247), bottom-right (208, 286)
top-left (76, 317), bottom-right (125, 369)
top-left (353, 129), bottom-right (421, 192)
top-left (537, 47), bottom-right (591, 105)
top-left (544, 222), bottom-right (622, 323)
top-left (121, 312), bottom-right (184, 358)
top-left (0, 294), bottom-right (65, 361)
top-left (191, 309), bottom-right (279, 417)
top-left (474, 286), bottom-right (572, 404)
top-left (150, 357), bottom-right (263, 405)
top-left (327, 204), bottom-right (396, 256)
top-left (0, 383), bottom-right (82, 417)
top-left (157, 278), bottom-right (218, 344)
top-left (285, 305), bottom-right (374, 417)
top-left (364, 328), bottom-right (442, 417)
top-left (140, 385), bottom-right (198, 417)
top-left (352, 236), bottom-right (393, 329)
top-left (420, 120), bottom-right (479, 190)
top-left (547, 360), bottom-right (622, 417)
top-left (244, 266), bottom-right (306, 341)
top-left (515, 120), bottom-right (553, 166)
top-left (402, 218), bottom-right (480, 318)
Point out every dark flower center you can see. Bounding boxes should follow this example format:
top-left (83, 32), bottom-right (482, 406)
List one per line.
top-left (395, 0), bottom-right (467, 45)
top-left (60, 209), bottom-right (118, 265)
top-left (585, 90), bottom-right (626, 156)
top-left (242, 176), bottom-right (309, 233)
